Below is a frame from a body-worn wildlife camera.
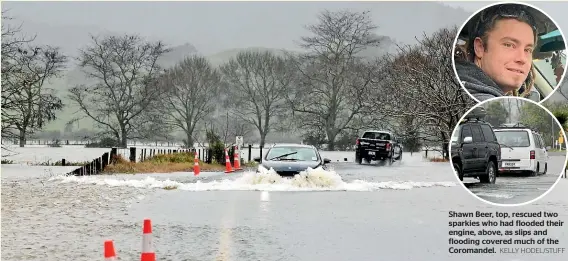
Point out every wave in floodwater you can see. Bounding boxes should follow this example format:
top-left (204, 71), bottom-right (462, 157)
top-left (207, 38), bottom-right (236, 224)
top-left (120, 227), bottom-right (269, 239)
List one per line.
top-left (48, 166), bottom-right (457, 192)
top-left (473, 192), bottom-right (515, 199)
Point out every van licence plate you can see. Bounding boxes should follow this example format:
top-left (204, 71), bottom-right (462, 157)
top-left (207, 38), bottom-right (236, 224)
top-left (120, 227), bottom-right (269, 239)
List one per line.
top-left (368, 151), bottom-right (375, 155)
top-left (504, 162), bottom-right (516, 167)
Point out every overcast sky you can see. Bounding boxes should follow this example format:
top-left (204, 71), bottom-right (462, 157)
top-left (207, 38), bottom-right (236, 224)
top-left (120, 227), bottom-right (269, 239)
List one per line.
top-left (3, 1), bottom-right (567, 56)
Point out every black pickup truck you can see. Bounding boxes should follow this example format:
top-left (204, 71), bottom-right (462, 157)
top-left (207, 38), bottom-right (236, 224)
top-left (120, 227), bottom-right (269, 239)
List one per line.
top-left (355, 130), bottom-right (403, 164)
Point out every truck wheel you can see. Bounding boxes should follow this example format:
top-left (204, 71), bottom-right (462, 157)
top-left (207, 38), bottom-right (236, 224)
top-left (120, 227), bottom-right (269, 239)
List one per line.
top-left (453, 162), bottom-right (463, 181)
top-left (395, 150), bottom-right (402, 161)
top-left (355, 155), bottom-right (362, 164)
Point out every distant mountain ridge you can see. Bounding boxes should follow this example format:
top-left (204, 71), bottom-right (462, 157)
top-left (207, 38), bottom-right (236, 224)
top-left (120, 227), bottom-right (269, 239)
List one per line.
top-left (24, 1), bottom-right (473, 133)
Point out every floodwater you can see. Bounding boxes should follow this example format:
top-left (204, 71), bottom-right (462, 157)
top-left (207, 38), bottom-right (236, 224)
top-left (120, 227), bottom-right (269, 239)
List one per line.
top-left (464, 152), bottom-right (567, 205)
top-left (2, 152), bottom-right (567, 261)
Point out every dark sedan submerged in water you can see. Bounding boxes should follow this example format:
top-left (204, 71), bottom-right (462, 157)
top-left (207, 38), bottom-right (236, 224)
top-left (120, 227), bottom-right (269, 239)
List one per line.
top-left (254, 144), bottom-right (332, 177)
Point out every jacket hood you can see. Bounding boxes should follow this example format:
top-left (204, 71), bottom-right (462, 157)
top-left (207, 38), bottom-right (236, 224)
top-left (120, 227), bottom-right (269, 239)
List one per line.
top-left (455, 59), bottom-right (504, 101)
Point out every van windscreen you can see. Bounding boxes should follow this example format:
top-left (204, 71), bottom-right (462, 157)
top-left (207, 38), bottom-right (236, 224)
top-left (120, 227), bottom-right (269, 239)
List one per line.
top-left (494, 131), bottom-right (531, 147)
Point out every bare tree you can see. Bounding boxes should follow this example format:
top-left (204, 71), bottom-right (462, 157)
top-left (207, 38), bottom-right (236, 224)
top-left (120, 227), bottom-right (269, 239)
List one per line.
top-left (220, 50), bottom-right (295, 147)
top-left (367, 27), bottom-right (475, 158)
top-left (1, 43), bottom-right (67, 147)
top-left (68, 34), bottom-right (170, 147)
top-left (1, 10), bottom-right (36, 64)
top-left (288, 9), bottom-right (382, 150)
top-left (158, 55), bottom-right (221, 148)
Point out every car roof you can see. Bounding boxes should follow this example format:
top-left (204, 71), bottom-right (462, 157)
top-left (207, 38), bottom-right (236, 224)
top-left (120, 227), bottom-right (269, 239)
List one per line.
top-left (494, 128), bottom-right (532, 131)
top-left (494, 128), bottom-right (543, 136)
top-left (494, 123), bottom-right (539, 133)
top-left (363, 130), bottom-right (392, 134)
top-left (271, 143), bottom-right (315, 149)
top-left (459, 119), bottom-right (491, 126)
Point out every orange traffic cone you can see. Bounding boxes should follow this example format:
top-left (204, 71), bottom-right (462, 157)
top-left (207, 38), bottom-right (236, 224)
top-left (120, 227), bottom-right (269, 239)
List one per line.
top-left (233, 146), bottom-right (242, 170)
top-left (224, 148), bottom-right (234, 173)
top-left (141, 219), bottom-right (156, 261)
top-left (104, 240), bottom-right (117, 260)
top-left (193, 152), bottom-right (200, 176)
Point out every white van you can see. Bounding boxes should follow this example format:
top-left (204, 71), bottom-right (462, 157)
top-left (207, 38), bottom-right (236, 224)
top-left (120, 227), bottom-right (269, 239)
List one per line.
top-left (493, 127), bottom-right (549, 175)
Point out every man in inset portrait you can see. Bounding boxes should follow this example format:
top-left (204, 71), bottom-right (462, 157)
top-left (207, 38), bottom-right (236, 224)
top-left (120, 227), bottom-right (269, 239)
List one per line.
top-left (454, 3), bottom-right (539, 101)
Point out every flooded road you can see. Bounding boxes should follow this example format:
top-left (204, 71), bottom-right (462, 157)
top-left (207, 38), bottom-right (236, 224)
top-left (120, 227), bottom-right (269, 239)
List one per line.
top-left (464, 153), bottom-right (567, 205)
top-left (2, 152), bottom-right (567, 261)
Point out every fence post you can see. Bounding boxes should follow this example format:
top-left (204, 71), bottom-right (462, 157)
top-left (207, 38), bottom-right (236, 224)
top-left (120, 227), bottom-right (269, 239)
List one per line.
top-left (248, 144), bottom-right (252, 162)
top-left (85, 162), bottom-right (91, 175)
top-left (110, 148), bottom-right (117, 164)
top-left (102, 152), bottom-right (109, 172)
top-left (61, 159), bottom-right (66, 166)
top-left (129, 147), bottom-right (136, 162)
top-left (95, 158), bottom-right (101, 174)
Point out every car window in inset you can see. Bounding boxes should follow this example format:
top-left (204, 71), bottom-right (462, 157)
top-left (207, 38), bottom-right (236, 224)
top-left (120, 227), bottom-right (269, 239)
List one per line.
top-left (480, 125), bottom-right (496, 142)
top-left (471, 125), bottom-right (485, 143)
top-left (532, 133), bottom-right (540, 148)
top-left (539, 135), bottom-right (546, 148)
top-left (461, 126), bottom-right (473, 141)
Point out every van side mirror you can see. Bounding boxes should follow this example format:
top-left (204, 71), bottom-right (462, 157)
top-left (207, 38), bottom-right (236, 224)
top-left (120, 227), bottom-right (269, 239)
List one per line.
top-left (254, 156), bottom-right (261, 162)
top-left (323, 158), bottom-right (331, 164)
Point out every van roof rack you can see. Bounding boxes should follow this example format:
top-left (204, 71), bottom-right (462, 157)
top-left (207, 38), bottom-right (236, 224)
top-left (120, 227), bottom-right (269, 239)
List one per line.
top-left (494, 123), bottom-right (540, 133)
top-left (498, 122), bottom-right (527, 128)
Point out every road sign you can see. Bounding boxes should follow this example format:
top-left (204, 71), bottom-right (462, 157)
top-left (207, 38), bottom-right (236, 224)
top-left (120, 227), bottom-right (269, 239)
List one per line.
top-left (236, 136), bottom-right (244, 147)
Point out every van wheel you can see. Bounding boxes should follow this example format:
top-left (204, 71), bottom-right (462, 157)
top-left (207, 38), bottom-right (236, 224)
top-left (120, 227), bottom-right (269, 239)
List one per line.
top-left (480, 161), bottom-right (496, 184)
top-left (543, 163), bottom-right (547, 174)
top-left (529, 166), bottom-right (538, 176)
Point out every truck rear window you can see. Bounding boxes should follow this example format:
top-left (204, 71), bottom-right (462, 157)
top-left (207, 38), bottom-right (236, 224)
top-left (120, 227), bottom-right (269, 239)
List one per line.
top-left (362, 132), bottom-right (391, 140)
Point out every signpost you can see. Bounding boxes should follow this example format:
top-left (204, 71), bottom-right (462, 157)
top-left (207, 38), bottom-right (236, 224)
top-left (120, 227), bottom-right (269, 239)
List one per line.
top-left (559, 130), bottom-right (565, 150)
top-left (236, 136), bottom-right (244, 162)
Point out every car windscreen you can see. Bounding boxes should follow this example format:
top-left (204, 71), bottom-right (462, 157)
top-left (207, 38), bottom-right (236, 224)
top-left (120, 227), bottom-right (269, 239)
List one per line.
top-left (362, 132), bottom-right (391, 140)
top-left (266, 147), bottom-right (318, 161)
top-left (494, 130), bottom-right (531, 147)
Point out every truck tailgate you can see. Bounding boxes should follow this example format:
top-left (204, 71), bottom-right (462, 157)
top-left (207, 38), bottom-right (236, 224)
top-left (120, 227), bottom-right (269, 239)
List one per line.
top-left (359, 138), bottom-right (390, 150)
